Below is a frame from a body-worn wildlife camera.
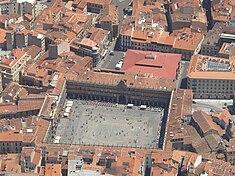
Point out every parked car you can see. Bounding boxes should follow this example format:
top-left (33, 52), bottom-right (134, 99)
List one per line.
top-left (115, 63), bottom-right (122, 70)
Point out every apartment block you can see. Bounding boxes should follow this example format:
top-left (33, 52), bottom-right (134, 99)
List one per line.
top-left (86, 0), bottom-right (110, 14)
top-left (187, 54), bottom-right (235, 99)
top-left (98, 4), bottom-right (119, 39)
top-left (0, 117), bottom-right (49, 154)
top-left (0, 14), bottom-right (23, 29)
top-left (48, 41), bottom-right (70, 59)
top-left (70, 28), bottom-right (110, 66)
top-left (20, 147), bottom-right (42, 172)
top-left (0, 0), bottom-right (36, 19)
top-left (0, 49), bottom-right (31, 89)
top-left (6, 29), bottom-right (46, 51)
top-left (211, 1), bottom-right (233, 24)
top-left (120, 27), bottom-right (204, 60)
top-left (168, 0), bottom-right (207, 33)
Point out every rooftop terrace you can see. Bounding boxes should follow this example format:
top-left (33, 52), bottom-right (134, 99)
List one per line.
top-left (187, 54), bottom-right (235, 80)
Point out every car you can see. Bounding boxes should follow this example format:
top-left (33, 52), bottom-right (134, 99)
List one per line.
top-left (115, 64), bottom-right (122, 70)
top-left (120, 58), bottom-right (124, 61)
top-left (115, 62), bottom-right (123, 70)
top-left (123, 15), bottom-right (127, 19)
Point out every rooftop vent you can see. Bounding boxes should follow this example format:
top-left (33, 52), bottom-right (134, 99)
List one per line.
top-left (26, 129), bottom-right (33, 133)
top-left (145, 54), bottom-right (156, 60)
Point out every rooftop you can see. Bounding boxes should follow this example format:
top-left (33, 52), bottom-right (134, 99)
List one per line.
top-left (0, 48), bottom-right (27, 68)
top-left (219, 42), bottom-right (235, 56)
top-left (165, 89), bottom-right (193, 151)
top-left (0, 116), bottom-right (50, 145)
top-left (192, 111), bottom-right (224, 136)
top-left (202, 22), bottom-right (225, 46)
top-left (121, 50), bottom-right (181, 79)
top-left (45, 164), bottom-right (61, 176)
top-left (66, 70), bottom-right (176, 91)
top-left (211, 2), bottom-right (232, 23)
top-left (187, 54), bottom-right (235, 80)
top-left (172, 28), bottom-right (204, 51)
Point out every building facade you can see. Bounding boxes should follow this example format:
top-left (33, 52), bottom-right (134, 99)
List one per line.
top-left (6, 30), bottom-right (46, 51)
top-left (66, 71), bottom-right (175, 107)
top-left (187, 54), bottom-right (235, 99)
top-left (119, 28), bottom-right (204, 60)
top-left (0, 49), bottom-right (31, 89)
top-left (0, 0), bottom-right (36, 19)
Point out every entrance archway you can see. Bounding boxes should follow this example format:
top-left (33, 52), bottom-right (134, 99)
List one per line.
top-left (118, 95), bottom-right (126, 104)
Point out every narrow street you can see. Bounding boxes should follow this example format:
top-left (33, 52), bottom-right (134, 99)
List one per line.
top-left (96, 0), bottom-right (131, 69)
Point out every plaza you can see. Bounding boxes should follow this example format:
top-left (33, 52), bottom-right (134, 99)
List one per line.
top-left (55, 100), bottom-right (164, 148)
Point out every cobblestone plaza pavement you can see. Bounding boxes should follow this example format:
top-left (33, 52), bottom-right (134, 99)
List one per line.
top-left (55, 100), bottom-right (164, 148)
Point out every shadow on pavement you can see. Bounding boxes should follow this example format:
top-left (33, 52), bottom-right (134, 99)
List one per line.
top-left (114, 38), bottom-right (121, 51)
top-left (180, 78), bottom-right (187, 89)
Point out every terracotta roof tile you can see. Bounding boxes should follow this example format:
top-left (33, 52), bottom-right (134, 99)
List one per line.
top-left (121, 50), bottom-right (181, 79)
top-left (192, 111), bottom-right (225, 136)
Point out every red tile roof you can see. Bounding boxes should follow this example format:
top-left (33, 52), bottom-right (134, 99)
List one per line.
top-left (121, 50), bottom-right (181, 79)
